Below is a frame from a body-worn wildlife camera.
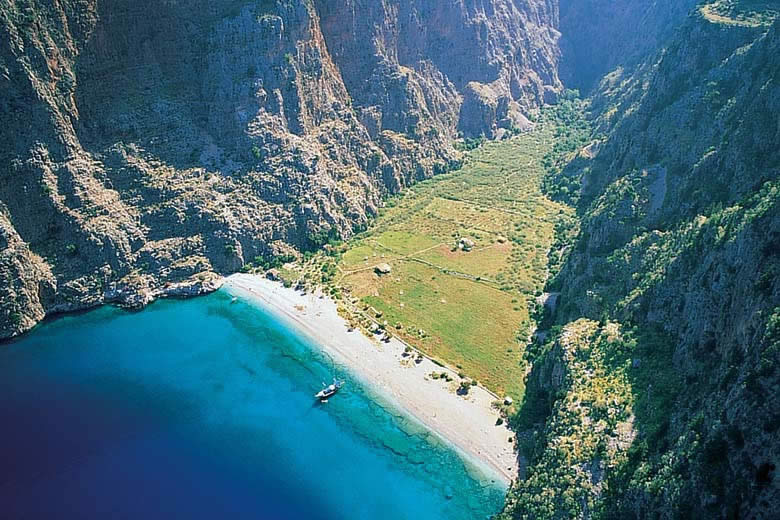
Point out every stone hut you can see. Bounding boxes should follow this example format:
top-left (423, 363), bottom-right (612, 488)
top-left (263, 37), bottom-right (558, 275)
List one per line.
top-left (459, 238), bottom-right (476, 251)
top-left (375, 263), bottom-right (392, 275)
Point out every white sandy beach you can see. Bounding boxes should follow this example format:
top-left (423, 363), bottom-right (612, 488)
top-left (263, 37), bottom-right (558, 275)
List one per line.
top-left (223, 273), bottom-right (519, 484)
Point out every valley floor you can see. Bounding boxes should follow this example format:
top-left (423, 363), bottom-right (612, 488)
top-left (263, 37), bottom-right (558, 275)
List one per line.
top-left (224, 273), bottom-right (519, 483)
top-left (263, 114), bottom-right (586, 405)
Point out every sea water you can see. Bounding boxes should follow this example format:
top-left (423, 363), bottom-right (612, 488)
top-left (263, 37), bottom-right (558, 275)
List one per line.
top-left (0, 290), bottom-right (505, 519)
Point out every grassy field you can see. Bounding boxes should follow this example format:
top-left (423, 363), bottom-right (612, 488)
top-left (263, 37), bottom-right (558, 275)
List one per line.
top-left (325, 122), bottom-right (576, 400)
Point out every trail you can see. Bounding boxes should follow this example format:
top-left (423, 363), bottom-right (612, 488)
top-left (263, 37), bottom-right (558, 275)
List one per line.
top-left (339, 240), bottom-right (447, 277)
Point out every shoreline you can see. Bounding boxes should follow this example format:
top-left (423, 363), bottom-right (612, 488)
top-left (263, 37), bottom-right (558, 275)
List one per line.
top-left (223, 273), bottom-right (519, 485)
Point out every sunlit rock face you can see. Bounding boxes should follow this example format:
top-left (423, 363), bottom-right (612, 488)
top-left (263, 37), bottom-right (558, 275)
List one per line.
top-left (0, 0), bottom-right (562, 337)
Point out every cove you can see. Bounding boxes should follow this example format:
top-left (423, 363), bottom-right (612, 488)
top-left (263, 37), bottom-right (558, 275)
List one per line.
top-left (0, 290), bottom-right (505, 519)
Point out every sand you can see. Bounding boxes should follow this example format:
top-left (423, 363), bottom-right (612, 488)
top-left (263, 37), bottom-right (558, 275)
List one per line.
top-left (223, 273), bottom-right (519, 484)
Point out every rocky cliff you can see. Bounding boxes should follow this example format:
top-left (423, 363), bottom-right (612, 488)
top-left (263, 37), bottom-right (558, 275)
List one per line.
top-left (503, 9), bottom-right (779, 519)
top-left (0, 0), bottom-right (562, 338)
top-left (557, 0), bottom-right (699, 92)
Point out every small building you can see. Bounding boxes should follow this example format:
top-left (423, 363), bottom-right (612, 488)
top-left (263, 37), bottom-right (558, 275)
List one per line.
top-left (458, 238), bottom-right (476, 252)
top-left (375, 263), bottom-right (392, 275)
top-left (266, 268), bottom-right (281, 281)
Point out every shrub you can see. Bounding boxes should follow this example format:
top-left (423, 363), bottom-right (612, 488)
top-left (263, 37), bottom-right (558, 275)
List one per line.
top-left (251, 145), bottom-right (262, 161)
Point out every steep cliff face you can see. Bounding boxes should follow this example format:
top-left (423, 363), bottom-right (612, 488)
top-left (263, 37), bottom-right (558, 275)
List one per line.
top-left (504, 11), bottom-right (780, 519)
top-left (558, 0), bottom-right (698, 92)
top-left (0, 0), bottom-right (561, 338)
top-left (316, 0), bottom-right (561, 138)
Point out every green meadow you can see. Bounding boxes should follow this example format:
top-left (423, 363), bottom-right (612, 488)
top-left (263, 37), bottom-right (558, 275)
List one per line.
top-left (332, 122), bottom-right (576, 400)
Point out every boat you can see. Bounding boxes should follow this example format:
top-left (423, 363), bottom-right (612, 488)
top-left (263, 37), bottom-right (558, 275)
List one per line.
top-left (316, 378), bottom-right (345, 401)
top-left (230, 297), bottom-right (238, 304)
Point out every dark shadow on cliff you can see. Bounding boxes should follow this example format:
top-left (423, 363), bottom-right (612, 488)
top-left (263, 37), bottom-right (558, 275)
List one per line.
top-left (71, 0), bottom-right (218, 172)
top-left (71, 0), bottom-right (290, 175)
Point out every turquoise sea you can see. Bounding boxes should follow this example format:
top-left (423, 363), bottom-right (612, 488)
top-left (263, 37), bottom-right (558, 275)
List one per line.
top-left (0, 290), bottom-right (505, 519)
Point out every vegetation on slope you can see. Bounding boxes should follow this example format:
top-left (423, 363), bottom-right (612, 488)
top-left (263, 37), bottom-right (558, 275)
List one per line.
top-left (539, 91), bottom-right (593, 207)
top-left (501, 180), bottom-right (779, 518)
top-left (501, 320), bottom-right (680, 519)
top-left (501, 11), bottom-right (780, 520)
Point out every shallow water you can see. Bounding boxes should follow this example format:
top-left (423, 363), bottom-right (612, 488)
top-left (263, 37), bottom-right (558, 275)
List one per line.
top-left (0, 290), bottom-right (505, 519)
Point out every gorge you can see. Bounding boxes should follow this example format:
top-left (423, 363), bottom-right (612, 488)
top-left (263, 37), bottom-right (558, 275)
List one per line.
top-left (1, 1), bottom-right (778, 518)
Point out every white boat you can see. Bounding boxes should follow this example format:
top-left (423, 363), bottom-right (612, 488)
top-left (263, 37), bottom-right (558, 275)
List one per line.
top-left (316, 378), bottom-right (344, 401)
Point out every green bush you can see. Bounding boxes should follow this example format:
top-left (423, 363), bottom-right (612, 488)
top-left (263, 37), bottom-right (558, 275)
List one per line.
top-left (251, 145), bottom-right (262, 161)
